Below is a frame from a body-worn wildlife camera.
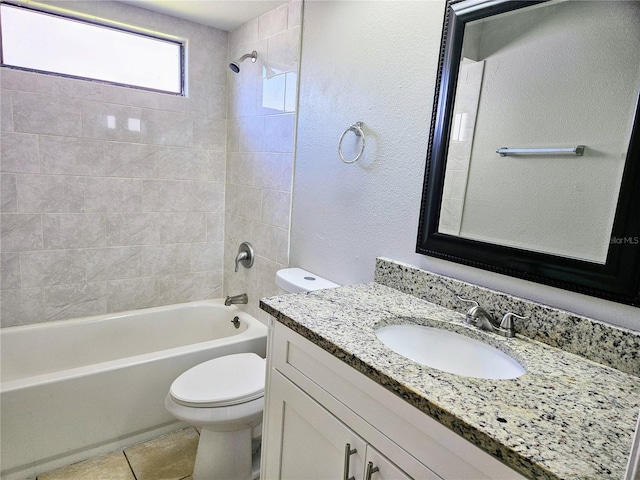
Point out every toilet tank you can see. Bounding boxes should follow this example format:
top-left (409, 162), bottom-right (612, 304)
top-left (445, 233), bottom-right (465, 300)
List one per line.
top-left (276, 268), bottom-right (339, 294)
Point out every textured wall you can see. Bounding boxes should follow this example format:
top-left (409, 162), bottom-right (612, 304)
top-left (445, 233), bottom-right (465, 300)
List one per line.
top-left (290, 0), bottom-right (639, 330)
top-left (0, 1), bottom-right (228, 327)
top-left (290, 1), bottom-right (443, 284)
top-left (224, 1), bottom-right (301, 322)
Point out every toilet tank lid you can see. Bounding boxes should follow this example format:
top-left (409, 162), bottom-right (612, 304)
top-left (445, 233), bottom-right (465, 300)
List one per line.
top-left (276, 268), bottom-right (339, 293)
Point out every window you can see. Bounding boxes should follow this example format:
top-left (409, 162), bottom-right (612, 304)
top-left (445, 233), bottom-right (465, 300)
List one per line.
top-left (0, 3), bottom-right (184, 94)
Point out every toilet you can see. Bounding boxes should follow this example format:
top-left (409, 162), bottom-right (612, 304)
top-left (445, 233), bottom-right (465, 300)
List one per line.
top-left (165, 353), bottom-right (265, 480)
top-left (165, 268), bottom-right (338, 480)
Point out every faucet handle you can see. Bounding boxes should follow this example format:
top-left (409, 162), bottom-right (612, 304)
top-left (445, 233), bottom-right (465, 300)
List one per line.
top-left (234, 242), bottom-right (254, 273)
top-left (456, 296), bottom-right (479, 308)
top-left (457, 296), bottom-right (479, 324)
top-left (457, 296), bottom-right (487, 326)
top-left (499, 312), bottom-right (529, 336)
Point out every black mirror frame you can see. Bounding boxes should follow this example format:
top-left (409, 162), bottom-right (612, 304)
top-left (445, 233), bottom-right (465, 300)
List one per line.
top-left (416, 0), bottom-right (640, 306)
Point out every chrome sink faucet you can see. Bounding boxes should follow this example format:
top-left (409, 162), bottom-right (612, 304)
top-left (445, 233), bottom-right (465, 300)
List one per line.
top-left (458, 297), bottom-right (528, 338)
top-left (225, 293), bottom-right (248, 306)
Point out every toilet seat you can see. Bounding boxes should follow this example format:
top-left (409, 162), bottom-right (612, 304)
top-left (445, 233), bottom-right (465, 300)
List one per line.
top-left (170, 353), bottom-right (265, 408)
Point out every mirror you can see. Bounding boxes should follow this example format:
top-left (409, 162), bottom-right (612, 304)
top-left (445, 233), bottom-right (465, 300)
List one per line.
top-left (417, 0), bottom-right (640, 306)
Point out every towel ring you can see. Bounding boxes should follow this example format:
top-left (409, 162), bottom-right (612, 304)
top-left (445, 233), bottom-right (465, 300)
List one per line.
top-left (338, 121), bottom-right (366, 164)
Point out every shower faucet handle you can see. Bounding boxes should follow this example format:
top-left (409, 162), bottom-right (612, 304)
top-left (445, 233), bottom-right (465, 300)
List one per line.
top-left (234, 242), bottom-right (254, 273)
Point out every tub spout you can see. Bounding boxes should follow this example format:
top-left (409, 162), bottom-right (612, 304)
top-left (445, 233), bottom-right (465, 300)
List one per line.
top-left (225, 293), bottom-right (248, 306)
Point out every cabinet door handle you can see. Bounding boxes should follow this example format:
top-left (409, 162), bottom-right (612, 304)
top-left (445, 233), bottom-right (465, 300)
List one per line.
top-left (343, 443), bottom-right (357, 480)
top-left (365, 461), bottom-right (380, 480)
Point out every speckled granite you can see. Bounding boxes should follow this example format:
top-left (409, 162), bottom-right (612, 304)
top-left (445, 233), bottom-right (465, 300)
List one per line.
top-left (260, 283), bottom-right (640, 480)
top-left (375, 257), bottom-right (640, 376)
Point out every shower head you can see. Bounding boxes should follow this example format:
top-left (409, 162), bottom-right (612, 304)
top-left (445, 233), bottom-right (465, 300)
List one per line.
top-left (229, 50), bottom-right (257, 73)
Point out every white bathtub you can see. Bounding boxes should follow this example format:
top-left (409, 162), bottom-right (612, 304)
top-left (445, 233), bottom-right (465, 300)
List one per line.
top-left (0, 299), bottom-right (267, 480)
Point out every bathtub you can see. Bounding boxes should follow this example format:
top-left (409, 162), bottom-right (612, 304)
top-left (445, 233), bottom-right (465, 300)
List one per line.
top-left (0, 299), bottom-right (267, 480)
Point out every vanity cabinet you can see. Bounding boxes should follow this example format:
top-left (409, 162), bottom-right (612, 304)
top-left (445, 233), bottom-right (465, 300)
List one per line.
top-left (262, 321), bottom-right (527, 480)
top-left (267, 370), bottom-right (417, 479)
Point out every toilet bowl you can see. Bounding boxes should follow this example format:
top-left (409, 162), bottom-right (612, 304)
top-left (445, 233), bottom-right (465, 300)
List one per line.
top-left (165, 268), bottom-right (338, 480)
top-left (165, 353), bottom-right (265, 480)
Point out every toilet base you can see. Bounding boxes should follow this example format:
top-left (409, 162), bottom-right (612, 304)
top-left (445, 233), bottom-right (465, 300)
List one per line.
top-left (193, 426), bottom-right (253, 480)
top-left (251, 443), bottom-right (261, 480)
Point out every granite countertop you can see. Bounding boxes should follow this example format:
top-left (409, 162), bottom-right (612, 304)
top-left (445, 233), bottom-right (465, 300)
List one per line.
top-left (260, 283), bottom-right (640, 480)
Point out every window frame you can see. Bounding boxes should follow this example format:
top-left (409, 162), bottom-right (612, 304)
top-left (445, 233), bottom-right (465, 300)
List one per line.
top-left (0, 2), bottom-right (186, 96)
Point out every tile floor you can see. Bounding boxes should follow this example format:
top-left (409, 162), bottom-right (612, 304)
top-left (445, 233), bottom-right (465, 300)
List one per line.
top-left (36, 427), bottom-right (199, 480)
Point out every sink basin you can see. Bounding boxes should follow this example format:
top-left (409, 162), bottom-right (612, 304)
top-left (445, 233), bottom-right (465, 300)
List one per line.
top-left (375, 324), bottom-right (526, 380)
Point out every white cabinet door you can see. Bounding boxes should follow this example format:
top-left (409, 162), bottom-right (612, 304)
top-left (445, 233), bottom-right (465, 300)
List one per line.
top-left (263, 370), bottom-right (367, 480)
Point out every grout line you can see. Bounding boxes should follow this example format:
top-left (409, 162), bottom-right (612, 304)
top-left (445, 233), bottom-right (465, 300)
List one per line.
top-left (122, 448), bottom-right (139, 480)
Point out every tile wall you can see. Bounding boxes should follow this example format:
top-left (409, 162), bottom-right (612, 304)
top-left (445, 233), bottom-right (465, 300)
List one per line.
top-left (224, 1), bottom-right (301, 321)
top-left (0, 1), bottom-right (229, 327)
top-left (439, 60), bottom-right (484, 236)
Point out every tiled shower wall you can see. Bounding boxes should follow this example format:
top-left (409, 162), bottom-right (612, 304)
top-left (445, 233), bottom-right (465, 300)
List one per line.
top-left (439, 60), bottom-right (485, 236)
top-left (0, 1), bottom-right (229, 327)
top-left (224, 1), bottom-right (301, 321)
